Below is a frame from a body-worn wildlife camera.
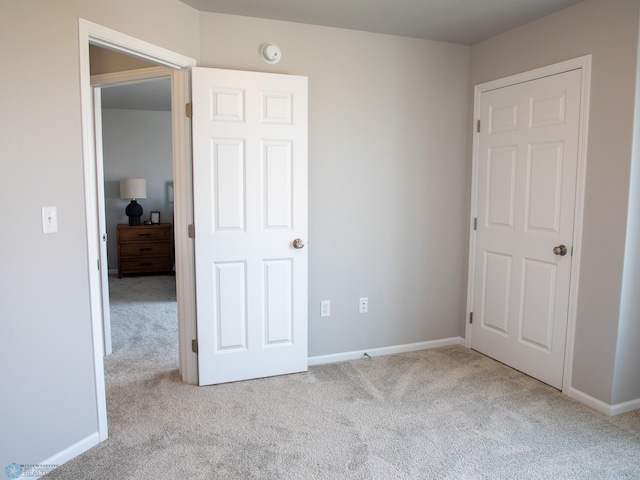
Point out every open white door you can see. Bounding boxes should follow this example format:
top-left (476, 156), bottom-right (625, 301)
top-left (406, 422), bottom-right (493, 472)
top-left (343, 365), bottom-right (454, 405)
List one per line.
top-left (192, 67), bottom-right (308, 385)
top-left (469, 69), bottom-right (582, 389)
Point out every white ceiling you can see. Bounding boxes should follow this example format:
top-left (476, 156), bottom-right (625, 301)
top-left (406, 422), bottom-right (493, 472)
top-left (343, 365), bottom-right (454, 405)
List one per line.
top-left (102, 0), bottom-right (586, 111)
top-left (179, 0), bottom-right (584, 45)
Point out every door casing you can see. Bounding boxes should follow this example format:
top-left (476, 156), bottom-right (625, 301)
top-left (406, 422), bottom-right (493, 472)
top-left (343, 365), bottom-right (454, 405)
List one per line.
top-left (78, 18), bottom-right (197, 443)
top-left (465, 55), bottom-right (592, 395)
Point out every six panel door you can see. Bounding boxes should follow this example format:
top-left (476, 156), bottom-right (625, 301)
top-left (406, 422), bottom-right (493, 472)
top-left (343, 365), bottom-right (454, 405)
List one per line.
top-left (192, 67), bottom-right (308, 385)
top-left (470, 69), bottom-right (582, 389)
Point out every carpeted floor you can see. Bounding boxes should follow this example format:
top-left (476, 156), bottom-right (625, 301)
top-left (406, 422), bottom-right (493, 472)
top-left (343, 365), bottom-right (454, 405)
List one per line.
top-left (44, 275), bottom-right (640, 479)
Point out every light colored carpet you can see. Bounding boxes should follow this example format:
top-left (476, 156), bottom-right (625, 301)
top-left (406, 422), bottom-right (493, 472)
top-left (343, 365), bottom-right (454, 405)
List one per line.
top-left (44, 275), bottom-right (640, 479)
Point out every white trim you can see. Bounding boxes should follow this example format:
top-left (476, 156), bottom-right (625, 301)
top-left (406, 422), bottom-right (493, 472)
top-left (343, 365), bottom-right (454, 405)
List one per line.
top-left (78, 17), bottom-right (197, 445)
top-left (569, 388), bottom-right (615, 415)
top-left (568, 388), bottom-right (640, 416)
top-left (78, 18), bottom-right (109, 443)
top-left (90, 66), bottom-right (171, 87)
top-left (563, 55), bottom-right (592, 394)
top-left (568, 387), bottom-right (613, 415)
top-left (308, 337), bottom-right (464, 366)
top-left (93, 89), bottom-right (112, 357)
top-left (81, 20), bottom-right (195, 70)
top-left (611, 397), bottom-right (640, 416)
top-left (35, 433), bottom-right (100, 478)
top-left (465, 55), bottom-right (592, 396)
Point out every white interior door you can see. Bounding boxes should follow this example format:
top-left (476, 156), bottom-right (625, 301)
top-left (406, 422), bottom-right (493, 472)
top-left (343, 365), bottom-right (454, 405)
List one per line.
top-left (470, 69), bottom-right (582, 389)
top-left (192, 67), bottom-right (308, 385)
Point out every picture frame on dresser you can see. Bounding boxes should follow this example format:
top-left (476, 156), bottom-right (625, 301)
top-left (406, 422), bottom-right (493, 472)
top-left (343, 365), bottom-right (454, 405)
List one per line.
top-left (150, 211), bottom-right (160, 224)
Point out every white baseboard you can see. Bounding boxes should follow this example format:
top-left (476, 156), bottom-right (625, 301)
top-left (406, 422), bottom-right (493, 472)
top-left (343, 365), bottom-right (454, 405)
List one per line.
top-left (568, 388), bottom-right (640, 416)
top-left (22, 433), bottom-right (101, 479)
top-left (308, 337), bottom-right (464, 366)
top-left (568, 388), bottom-right (613, 415)
top-left (611, 397), bottom-right (640, 416)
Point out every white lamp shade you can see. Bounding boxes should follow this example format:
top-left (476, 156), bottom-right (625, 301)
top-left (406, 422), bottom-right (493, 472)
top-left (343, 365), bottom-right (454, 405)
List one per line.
top-left (120, 178), bottom-right (147, 199)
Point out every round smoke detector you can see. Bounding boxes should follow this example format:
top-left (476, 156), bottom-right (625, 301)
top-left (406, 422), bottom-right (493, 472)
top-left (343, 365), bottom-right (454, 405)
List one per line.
top-left (260, 43), bottom-right (282, 64)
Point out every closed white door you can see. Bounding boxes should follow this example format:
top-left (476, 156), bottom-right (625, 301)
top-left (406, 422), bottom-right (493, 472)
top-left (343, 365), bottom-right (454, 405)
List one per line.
top-left (192, 67), bottom-right (308, 385)
top-left (470, 69), bottom-right (582, 389)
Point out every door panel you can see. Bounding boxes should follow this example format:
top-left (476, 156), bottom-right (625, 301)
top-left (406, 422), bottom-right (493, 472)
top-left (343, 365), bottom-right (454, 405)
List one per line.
top-left (482, 251), bottom-right (512, 335)
top-left (526, 142), bottom-right (563, 231)
top-left (192, 67), bottom-right (308, 385)
top-left (487, 146), bottom-right (516, 227)
top-left (520, 259), bottom-right (556, 351)
top-left (471, 69), bottom-right (581, 389)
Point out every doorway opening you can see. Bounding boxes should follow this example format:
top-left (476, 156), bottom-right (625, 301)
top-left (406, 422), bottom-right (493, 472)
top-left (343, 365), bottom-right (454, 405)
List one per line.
top-left (94, 54), bottom-right (178, 372)
top-left (91, 45), bottom-right (176, 358)
top-left (79, 18), bottom-right (197, 442)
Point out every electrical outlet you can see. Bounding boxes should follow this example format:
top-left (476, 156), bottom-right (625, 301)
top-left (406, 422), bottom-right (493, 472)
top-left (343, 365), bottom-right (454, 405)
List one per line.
top-left (321, 300), bottom-right (331, 317)
top-left (359, 297), bottom-right (368, 314)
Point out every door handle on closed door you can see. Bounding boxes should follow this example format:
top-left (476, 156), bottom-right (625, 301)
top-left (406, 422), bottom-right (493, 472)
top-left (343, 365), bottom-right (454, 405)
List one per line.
top-left (553, 245), bottom-right (568, 256)
top-left (292, 238), bottom-right (305, 249)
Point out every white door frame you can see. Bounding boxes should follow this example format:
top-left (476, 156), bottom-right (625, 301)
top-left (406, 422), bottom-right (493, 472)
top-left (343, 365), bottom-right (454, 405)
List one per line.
top-left (465, 55), bottom-right (592, 395)
top-left (91, 87), bottom-right (111, 356)
top-left (78, 18), bottom-right (197, 442)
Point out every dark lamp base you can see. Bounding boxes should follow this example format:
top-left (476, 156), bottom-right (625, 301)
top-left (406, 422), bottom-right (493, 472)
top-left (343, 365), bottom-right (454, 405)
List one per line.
top-left (125, 199), bottom-right (144, 226)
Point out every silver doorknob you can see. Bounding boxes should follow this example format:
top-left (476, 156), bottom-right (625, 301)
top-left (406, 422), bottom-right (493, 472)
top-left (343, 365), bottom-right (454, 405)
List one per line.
top-left (553, 244), bottom-right (567, 256)
top-left (292, 238), bottom-right (305, 249)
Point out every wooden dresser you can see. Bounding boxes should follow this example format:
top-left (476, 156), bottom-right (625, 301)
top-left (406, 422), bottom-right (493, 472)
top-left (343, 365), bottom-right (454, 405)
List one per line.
top-left (116, 224), bottom-right (174, 278)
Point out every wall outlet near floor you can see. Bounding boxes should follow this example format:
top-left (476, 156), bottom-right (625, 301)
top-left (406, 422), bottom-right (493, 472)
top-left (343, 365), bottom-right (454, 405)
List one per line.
top-left (359, 297), bottom-right (368, 314)
top-left (321, 300), bottom-right (331, 317)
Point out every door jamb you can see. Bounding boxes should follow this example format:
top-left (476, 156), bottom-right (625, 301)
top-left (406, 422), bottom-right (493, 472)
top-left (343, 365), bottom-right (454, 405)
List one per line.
top-left (78, 18), bottom-right (197, 442)
top-left (92, 87), bottom-right (111, 356)
top-left (465, 55), bottom-right (592, 395)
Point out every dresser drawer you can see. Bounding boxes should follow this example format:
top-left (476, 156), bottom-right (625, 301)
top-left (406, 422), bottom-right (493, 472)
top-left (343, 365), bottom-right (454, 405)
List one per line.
top-left (119, 243), bottom-right (171, 257)
top-left (119, 256), bottom-right (172, 274)
top-left (116, 223), bottom-right (174, 278)
top-left (118, 226), bottom-right (171, 242)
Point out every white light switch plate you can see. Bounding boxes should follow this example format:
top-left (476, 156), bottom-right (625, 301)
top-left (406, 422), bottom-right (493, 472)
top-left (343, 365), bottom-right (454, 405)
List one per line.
top-left (42, 207), bottom-right (58, 233)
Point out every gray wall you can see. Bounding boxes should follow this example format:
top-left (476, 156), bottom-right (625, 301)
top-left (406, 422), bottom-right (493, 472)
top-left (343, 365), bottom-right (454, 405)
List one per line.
top-left (470, 0), bottom-right (640, 405)
top-left (197, 13), bottom-right (472, 356)
top-left (0, 0), bottom-right (199, 469)
top-left (102, 108), bottom-right (174, 272)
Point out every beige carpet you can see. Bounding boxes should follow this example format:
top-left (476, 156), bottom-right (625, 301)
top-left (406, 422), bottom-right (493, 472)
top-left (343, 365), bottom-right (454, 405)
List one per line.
top-left (44, 275), bottom-right (640, 479)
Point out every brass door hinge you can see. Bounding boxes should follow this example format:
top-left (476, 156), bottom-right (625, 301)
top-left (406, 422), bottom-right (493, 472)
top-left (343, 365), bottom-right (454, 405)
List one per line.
top-left (186, 102), bottom-right (193, 118)
top-left (192, 339), bottom-right (198, 353)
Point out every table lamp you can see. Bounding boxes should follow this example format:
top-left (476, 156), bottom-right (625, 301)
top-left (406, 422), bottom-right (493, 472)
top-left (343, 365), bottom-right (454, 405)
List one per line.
top-left (120, 178), bottom-right (147, 226)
